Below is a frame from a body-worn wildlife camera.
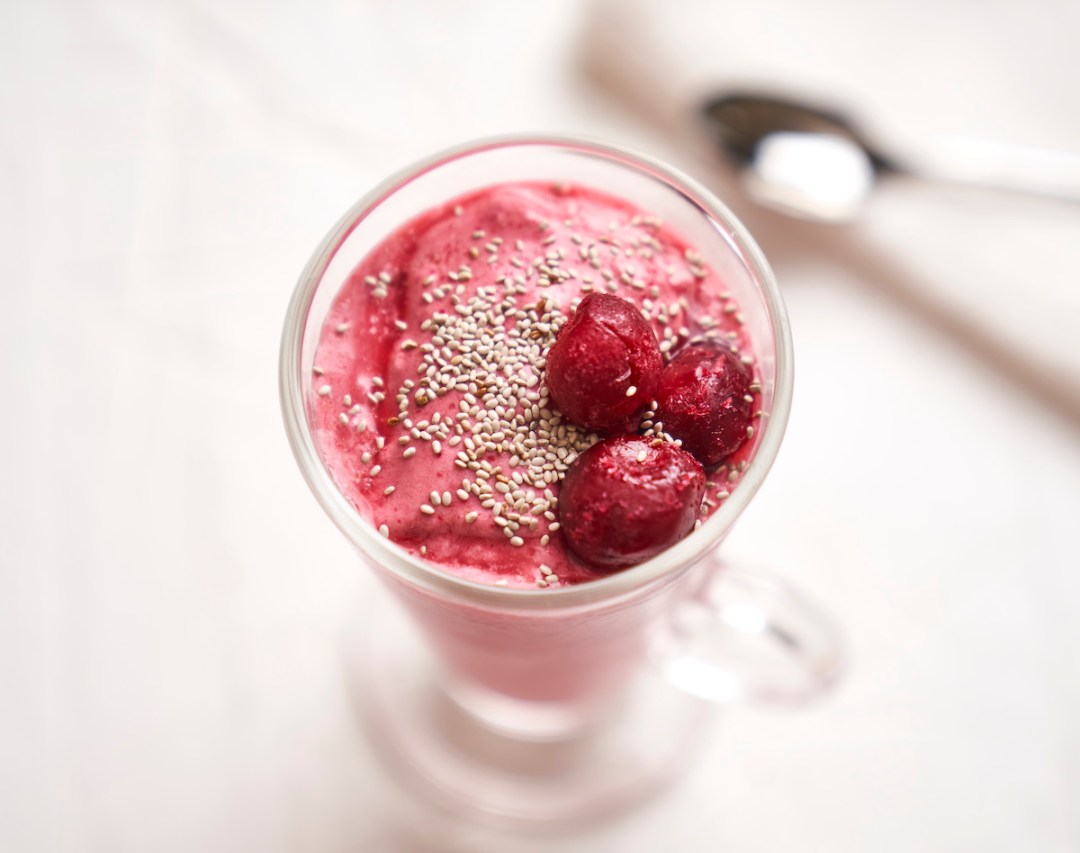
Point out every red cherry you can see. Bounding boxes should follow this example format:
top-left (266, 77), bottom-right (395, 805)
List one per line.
top-left (654, 342), bottom-right (754, 467)
top-left (545, 294), bottom-right (662, 432)
top-left (558, 435), bottom-right (705, 570)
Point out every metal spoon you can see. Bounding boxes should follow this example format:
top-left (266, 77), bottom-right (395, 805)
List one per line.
top-left (702, 92), bottom-right (1080, 222)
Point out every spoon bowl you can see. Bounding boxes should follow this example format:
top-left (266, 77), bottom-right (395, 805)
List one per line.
top-left (702, 92), bottom-right (1080, 222)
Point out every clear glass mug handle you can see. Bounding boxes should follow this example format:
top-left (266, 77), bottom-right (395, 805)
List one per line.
top-left (652, 558), bottom-right (845, 705)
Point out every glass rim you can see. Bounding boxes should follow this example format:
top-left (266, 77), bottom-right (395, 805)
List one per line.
top-left (279, 133), bottom-right (793, 611)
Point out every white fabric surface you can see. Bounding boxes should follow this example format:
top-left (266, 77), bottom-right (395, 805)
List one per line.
top-left (2, 1), bottom-right (1078, 851)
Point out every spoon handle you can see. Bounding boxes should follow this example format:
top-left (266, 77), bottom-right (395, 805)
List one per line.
top-left (900, 137), bottom-right (1080, 205)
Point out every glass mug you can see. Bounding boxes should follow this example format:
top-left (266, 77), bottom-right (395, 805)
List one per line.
top-left (280, 137), bottom-right (842, 823)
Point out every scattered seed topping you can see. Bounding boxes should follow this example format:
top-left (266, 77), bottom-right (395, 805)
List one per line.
top-left (319, 187), bottom-right (762, 588)
top-left (358, 255), bottom-right (606, 548)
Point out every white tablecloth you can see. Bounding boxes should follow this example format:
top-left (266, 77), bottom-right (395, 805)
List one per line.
top-left (2, 1), bottom-right (1078, 850)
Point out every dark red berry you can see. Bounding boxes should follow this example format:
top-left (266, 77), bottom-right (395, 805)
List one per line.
top-left (558, 435), bottom-right (706, 570)
top-left (545, 294), bottom-right (662, 432)
top-left (654, 342), bottom-right (754, 467)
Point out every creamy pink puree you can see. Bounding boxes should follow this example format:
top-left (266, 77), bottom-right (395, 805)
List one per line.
top-left (312, 182), bottom-right (759, 590)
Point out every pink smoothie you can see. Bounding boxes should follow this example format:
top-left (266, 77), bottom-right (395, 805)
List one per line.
top-left (311, 181), bottom-right (760, 590)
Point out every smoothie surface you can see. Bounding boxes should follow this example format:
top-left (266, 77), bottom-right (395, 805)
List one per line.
top-left (311, 181), bottom-right (760, 588)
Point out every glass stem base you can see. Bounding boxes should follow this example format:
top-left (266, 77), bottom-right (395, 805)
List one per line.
top-left (350, 589), bottom-right (718, 827)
